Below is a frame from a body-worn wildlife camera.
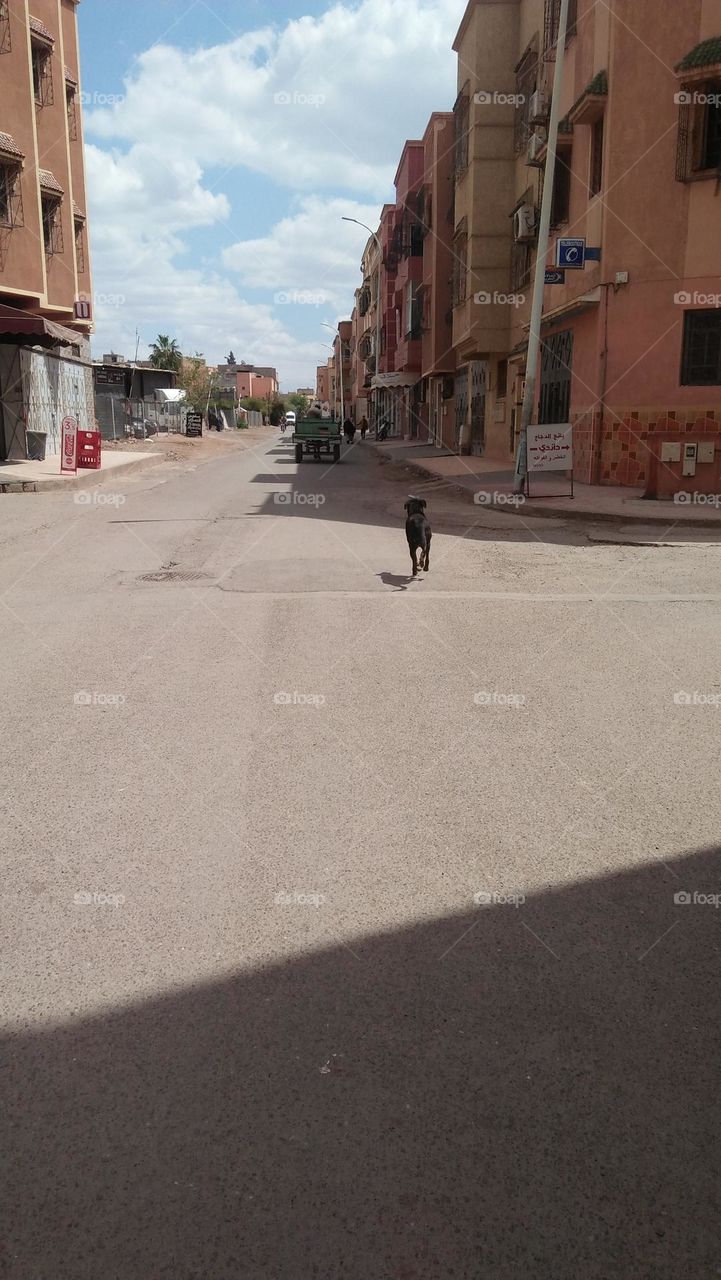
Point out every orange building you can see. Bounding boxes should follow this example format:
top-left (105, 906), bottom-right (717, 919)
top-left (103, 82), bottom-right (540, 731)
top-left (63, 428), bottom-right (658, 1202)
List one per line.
top-left (0, 0), bottom-right (94, 459)
top-left (451, 0), bottom-right (721, 484)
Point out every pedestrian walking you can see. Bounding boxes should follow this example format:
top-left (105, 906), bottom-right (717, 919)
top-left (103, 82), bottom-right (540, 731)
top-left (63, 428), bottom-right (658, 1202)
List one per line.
top-left (359, 416), bottom-right (368, 440)
top-left (343, 416), bottom-right (356, 445)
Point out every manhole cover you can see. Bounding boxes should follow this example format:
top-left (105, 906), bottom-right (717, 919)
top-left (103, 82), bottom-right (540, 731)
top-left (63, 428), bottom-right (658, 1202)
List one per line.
top-left (139, 569), bottom-right (209, 583)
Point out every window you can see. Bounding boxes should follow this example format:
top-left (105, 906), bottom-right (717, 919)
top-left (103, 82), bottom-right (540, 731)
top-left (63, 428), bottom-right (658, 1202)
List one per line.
top-left (589, 117), bottom-right (604, 195)
top-left (497, 359), bottom-right (508, 400)
top-left (515, 48), bottom-right (538, 154)
top-left (406, 281), bottom-right (421, 339)
top-left (702, 90), bottom-right (721, 168)
top-left (539, 329), bottom-right (573, 423)
top-left (0, 162), bottom-right (22, 228)
top-left (32, 42), bottom-right (53, 106)
top-left (543, 0), bottom-right (577, 57)
top-left (74, 218), bottom-right (85, 271)
top-left (550, 149), bottom-right (572, 225)
top-left (511, 241), bottom-right (531, 291)
top-left (42, 195), bottom-right (63, 255)
top-left (0, 0), bottom-right (11, 55)
top-left (681, 310), bottom-right (721, 385)
top-left (453, 89), bottom-right (469, 175)
top-left (676, 81), bottom-right (721, 180)
top-left (451, 232), bottom-right (468, 306)
top-left (66, 85), bottom-right (78, 140)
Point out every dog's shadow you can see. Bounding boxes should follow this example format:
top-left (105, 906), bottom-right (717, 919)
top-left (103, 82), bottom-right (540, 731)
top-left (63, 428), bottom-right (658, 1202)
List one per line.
top-left (377, 571), bottom-right (421, 592)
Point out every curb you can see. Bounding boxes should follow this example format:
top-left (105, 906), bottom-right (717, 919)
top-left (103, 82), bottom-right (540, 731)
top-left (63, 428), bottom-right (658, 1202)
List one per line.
top-left (0, 451), bottom-right (163, 494)
top-left (367, 442), bottom-right (721, 529)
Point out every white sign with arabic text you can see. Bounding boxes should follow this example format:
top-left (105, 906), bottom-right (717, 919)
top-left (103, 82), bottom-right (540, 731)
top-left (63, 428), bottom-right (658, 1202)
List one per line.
top-left (527, 424), bottom-right (573, 472)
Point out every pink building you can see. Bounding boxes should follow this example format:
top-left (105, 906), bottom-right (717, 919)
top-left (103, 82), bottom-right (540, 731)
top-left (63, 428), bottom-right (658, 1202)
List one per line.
top-left (420, 112), bottom-right (457, 448)
top-left (236, 363), bottom-right (278, 404)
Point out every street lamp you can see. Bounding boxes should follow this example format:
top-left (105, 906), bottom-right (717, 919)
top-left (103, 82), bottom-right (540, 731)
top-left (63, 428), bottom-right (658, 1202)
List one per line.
top-left (321, 321), bottom-right (344, 422)
top-left (342, 216), bottom-right (382, 433)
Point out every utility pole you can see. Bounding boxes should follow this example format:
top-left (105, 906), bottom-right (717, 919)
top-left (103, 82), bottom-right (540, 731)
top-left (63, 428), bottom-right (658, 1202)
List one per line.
top-left (513, 0), bottom-right (572, 493)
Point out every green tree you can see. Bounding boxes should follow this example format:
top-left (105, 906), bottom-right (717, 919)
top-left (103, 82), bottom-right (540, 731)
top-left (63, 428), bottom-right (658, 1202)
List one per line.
top-left (288, 393), bottom-right (309, 417)
top-left (149, 335), bottom-right (182, 372)
top-left (239, 396), bottom-right (265, 413)
top-left (269, 399), bottom-right (286, 426)
top-left (177, 355), bottom-right (211, 411)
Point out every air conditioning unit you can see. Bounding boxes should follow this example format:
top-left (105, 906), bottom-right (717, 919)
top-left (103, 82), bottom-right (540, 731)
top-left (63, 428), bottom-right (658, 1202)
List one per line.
top-left (530, 89), bottom-right (549, 124)
top-left (513, 204), bottom-right (537, 243)
top-left (527, 133), bottom-right (545, 165)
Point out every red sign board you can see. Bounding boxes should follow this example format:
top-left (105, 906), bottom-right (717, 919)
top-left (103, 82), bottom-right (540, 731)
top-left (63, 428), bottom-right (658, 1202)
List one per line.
top-left (61, 415), bottom-right (78, 474)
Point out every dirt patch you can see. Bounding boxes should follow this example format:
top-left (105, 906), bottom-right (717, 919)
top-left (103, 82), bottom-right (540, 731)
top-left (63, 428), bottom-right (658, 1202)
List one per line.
top-left (104, 427), bottom-right (273, 463)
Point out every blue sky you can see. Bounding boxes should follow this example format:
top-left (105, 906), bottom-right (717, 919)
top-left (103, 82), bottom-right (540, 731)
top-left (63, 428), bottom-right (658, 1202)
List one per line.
top-left (79, 0), bottom-right (465, 388)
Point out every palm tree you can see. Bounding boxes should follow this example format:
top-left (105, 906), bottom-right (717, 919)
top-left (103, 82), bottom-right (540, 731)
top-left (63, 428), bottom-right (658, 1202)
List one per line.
top-left (149, 335), bottom-right (182, 372)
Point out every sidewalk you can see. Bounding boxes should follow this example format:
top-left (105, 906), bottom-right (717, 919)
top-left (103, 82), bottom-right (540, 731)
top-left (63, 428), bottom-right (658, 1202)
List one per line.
top-left (369, 437), bottom-right (721, 527)
top-left (0, 449), bottom-right (161, 494)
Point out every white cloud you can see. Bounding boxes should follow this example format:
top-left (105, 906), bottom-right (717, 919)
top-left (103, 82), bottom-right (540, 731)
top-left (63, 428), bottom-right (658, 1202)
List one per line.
top-left (222, 196), bottom-right (384, 310)
top-left (86, 0), bottom-right (464, 195)
top-left (83, 0), bottom-right (467, 383)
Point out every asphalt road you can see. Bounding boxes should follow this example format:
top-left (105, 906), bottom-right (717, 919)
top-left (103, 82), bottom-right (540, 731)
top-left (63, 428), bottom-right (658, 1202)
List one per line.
top-left (1, 428), bottom-right (720, 1279)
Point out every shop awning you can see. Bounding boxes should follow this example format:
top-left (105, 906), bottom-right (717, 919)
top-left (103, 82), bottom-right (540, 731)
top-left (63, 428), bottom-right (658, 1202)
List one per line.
top-left (0, 305), bottom-right (80, 348)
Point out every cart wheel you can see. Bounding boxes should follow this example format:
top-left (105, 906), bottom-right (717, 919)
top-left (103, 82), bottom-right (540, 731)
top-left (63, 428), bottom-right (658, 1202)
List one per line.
top-left (295, 443), bottom-right (303, 463)
top-left (333, 444), bottom-right (340, 463)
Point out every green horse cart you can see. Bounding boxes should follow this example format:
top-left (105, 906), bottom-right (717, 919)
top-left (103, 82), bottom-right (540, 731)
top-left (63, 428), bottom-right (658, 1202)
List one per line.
top-left (292, 418), bottom-right (342, 464)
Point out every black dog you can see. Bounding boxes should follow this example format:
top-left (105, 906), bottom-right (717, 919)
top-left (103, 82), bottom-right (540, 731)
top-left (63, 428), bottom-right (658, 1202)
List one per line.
top-left (404, 496), bottom-right (431, 576)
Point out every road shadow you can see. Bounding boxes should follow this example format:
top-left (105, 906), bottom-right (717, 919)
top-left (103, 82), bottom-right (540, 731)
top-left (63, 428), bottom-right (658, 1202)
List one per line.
top-left (241, 444), bottom-right (587, 550)
top-left (377, 570), bottom-right (418, 591)
top-left (2, 844), bottom-right (719, 1278)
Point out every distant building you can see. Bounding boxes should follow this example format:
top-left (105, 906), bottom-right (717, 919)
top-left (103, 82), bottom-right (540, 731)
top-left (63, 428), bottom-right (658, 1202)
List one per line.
top-left (236, 362), bottom-right (279, 402)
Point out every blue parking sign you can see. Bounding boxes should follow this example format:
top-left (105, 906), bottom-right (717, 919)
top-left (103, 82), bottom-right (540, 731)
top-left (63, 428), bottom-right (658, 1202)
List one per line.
top-left (556, 238), bottom-right (586, 270)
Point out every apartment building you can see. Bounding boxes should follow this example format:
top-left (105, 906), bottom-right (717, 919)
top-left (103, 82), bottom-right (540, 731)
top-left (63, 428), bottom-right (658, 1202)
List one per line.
top-left (315, 361), bottom-right (330, 409)
top-left (452, 0), bottom-right (721, 484)
top-left (0, 0), bottom-right (94, 460)
top-left (419, 112), bottom-right (457, 448)
top-left (351, 229), bottom-right (383, 425)
top-left (331, 320), bottom-right (352, 419)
